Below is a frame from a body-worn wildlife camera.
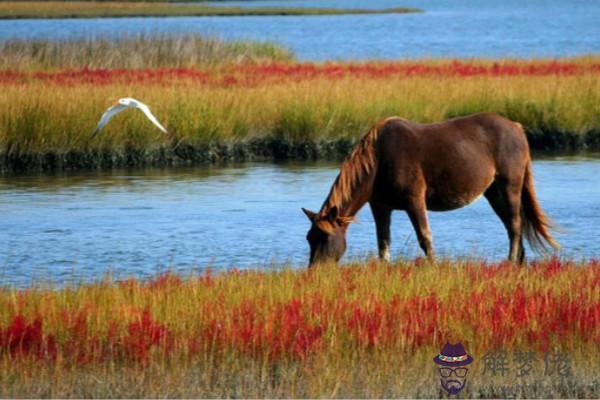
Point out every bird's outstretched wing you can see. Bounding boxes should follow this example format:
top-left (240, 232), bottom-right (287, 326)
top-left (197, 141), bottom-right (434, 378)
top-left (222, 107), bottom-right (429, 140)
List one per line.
top-left (135, 102), bottom-right (168, 134)
top-left (90, 104), bottom-right (129, 138)
top-left (90, 98), bottom-right (168, 137)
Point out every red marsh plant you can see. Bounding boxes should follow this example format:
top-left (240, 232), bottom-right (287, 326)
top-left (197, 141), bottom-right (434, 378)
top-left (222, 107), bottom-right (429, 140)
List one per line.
top-left (1, 258), bottom-right (599, 367)
top-left (1, 60), bottom-right (599, 87)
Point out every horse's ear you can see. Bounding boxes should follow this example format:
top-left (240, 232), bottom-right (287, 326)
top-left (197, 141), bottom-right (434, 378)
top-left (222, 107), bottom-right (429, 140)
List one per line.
top-left (326, 206), bottom-right (339, 223)
top-left (302, 208), bottom-right (318, 221)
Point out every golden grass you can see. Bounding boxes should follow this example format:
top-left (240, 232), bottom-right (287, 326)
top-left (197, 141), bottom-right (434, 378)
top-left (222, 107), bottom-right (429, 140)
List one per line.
top-left (0, 1), bottom-right (421, 19)
top-left (1, 258), bottom-right (599, 397)
top-left (0, 56), bottom-right (599, 171)
top-left (1, 70), bottom-right (599, 154)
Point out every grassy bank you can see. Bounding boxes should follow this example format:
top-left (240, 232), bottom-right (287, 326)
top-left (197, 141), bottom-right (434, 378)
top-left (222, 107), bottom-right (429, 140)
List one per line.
top-left (0, 35), bottom-right (294, 70)
top-left (1, 58), bottom-right (599, 172)
top-left (0, 1), bottom-right (421, 18)
top-left (1, 258), bottom-right (599, 397)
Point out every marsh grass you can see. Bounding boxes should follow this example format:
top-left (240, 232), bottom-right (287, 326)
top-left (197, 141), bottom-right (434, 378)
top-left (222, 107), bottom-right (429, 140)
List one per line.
top-left (1, 70), bottom-right (599, 171)
top-left (0, 34), bottom-right (294, 70)
top-left (1, 56), bottom-right (599, 170)
top-left (0, 1), bottom-right (421, 19)
top-left (1, 258), bottom-right (599, 397)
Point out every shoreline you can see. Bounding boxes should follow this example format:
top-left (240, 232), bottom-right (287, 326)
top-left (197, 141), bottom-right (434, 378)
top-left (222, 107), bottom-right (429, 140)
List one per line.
top-left (0, 2), bottom-right (422, 19)
top-left (3, 130), bottom-right (600, 173)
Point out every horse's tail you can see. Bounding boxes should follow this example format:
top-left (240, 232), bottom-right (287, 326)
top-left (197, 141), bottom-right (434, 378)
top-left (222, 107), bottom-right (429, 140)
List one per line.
top-left (521, 160), bottom-right (560, 252)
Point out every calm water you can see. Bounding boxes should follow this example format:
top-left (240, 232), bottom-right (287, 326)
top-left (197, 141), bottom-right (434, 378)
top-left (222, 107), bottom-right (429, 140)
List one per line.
top-left (1, 0), bottom-right (599, 60)
top-left (1, 157), bottom-right (599, 287)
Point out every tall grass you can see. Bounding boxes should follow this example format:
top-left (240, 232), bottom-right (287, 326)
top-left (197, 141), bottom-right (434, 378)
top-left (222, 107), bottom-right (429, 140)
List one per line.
top-left (1, 66), bottom-right (599, 150)
top-left (1, 57), bottom-right (599, 170)
top-left (0, 1), bottom-right (421, 19)
top-left (0, 35), bottom-right (294, 70)
top-left (1, 258), bottom-right (599, 397)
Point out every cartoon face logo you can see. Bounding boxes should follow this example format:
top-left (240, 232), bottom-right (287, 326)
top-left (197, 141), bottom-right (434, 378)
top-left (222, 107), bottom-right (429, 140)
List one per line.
top-left (433, 342), bottom-right (474, 395)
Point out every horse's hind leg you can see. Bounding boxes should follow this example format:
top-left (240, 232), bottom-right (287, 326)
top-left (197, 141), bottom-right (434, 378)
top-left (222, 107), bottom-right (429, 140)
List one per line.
top-left (484, 179), bottom-right (525, 263)
top-left (370, 202), bottom-right (392, 262)
top-left (405, 196), bottom-right (434, 259)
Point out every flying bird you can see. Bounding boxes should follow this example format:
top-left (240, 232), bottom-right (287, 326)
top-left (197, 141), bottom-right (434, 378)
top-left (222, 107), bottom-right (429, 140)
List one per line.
top-left (91, 97), bottom-right (167, 137)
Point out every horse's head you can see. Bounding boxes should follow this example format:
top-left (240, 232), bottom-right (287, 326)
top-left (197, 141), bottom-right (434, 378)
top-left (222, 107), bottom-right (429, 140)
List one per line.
top-left (302, 206), bottom-right (354, 267)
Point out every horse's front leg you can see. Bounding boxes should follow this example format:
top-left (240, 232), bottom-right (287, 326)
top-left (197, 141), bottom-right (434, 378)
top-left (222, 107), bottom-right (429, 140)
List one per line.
top-left (406, 196), bottom-right (434, 259)
top-left (369, 202), bottom-right (392, 262)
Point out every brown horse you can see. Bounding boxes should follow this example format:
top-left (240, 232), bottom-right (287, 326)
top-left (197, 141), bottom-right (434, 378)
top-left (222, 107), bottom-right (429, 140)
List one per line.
top-left (302, 112), bottom-right (559, 267)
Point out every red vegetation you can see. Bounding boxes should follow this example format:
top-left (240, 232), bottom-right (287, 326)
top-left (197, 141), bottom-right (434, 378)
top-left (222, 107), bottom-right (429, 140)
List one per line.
top-left (0, 315), bottom-right (56, 359)
top-left (2, 61), bottom-right (599, 87)
top-left (123, 310), bottom-right (173, 361)
top-left (1, 259), bottom-right (599, 365)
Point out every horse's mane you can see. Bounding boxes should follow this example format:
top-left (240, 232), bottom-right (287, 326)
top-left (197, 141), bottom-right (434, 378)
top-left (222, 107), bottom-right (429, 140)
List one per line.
top-left (320, 117), bottom-right (396, 215)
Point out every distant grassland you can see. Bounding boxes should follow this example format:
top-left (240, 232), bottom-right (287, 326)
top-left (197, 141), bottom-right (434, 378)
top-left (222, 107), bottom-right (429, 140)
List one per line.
top-left (0, 35), bottom-right (295, 69)
top-left (1, 259), bottom-right (600, 397)
top-left (0, 1), bottom-right (421, 18)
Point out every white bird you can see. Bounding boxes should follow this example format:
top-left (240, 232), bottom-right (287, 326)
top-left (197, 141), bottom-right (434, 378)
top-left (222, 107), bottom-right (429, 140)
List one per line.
top-left (91, 97), bottom-right (167, 137)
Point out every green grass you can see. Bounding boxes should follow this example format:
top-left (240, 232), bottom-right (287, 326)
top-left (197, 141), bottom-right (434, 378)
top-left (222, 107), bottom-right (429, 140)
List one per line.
top-left (0, 1), bottom-right (422, 19)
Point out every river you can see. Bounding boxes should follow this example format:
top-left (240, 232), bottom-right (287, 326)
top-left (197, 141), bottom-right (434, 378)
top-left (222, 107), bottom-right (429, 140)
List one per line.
top-left (1, 155), bottom-right (599, 287)
top-left (1, 0), bottom-right (599, 60)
